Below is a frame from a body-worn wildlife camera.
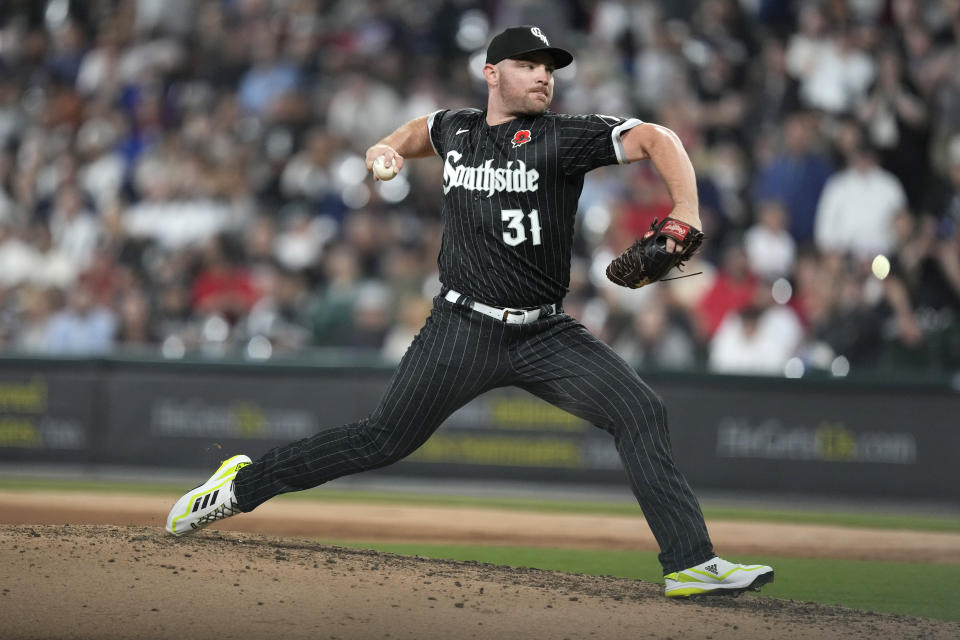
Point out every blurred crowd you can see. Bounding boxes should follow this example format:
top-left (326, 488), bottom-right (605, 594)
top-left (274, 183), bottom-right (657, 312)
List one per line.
top-left (0, 0), bottom-right (959, 377)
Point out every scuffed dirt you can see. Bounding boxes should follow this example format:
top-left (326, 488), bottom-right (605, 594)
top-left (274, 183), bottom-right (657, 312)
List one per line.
top-left (1, 525), bottom-right (957, 640)
top-left (0, 490), bottom-right (957, 563)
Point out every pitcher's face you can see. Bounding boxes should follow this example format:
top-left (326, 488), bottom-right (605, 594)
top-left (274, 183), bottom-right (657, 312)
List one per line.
top-left (494, 52), bottom-right (555, 116)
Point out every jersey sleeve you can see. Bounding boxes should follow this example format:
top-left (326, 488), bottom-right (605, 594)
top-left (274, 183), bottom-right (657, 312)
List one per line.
top-left (556, 114), bottom-right (644, 175)
top-left (427, 108), bottom-right (481, 157)
top-left (426, 109), bottom-right (448, 157)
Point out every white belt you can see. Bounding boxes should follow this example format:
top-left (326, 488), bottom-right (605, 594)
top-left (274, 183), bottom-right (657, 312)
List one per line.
top-left (444, 290), bottom-right (557, 325)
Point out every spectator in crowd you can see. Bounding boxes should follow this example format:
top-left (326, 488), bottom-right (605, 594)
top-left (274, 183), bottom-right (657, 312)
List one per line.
top-left (243, 215), bottom-right (280, 280)
top-left (753, 110), bottom-right (833, 245)
top-left (695, 239), bottom-right (758, 340)
top-left (44, 283), bottom-right (117, 354)
top-left (610, 292), bottom-right (698, 371)
top-left (190, 234), bottom-right (261, 322)
top-left (12, 287), bottom-right (55, 353)
top-left (379, 244), bottom-right (431, 302)
top-left (898, 15), bottom-right (954, 102)
top-left (929, 44), bottom-right (960, 176)
top-left (746, 35), bottom-right (800, 135)
top-left (785, 3), bottom-right (831, 95)
top-left (744, 199), bottom-right (796, 281)
top-left (115, 289), bottom-right (158, 348)
top-left (925, 134), bottom-right (960, 231)
top-left (279, 127), bottom-right (344, 220)
top-left (690, 50), bottom-right (748, 148)
top-left (310, 243), bottom-right (364, 347)
top-left (245, 264), bottom-right (313, 354)
top-left (326, 73), bottom-right (404, 149)
top-left (154, 281), bottom-right (197, 349)
top-left (238, 26), bottom-right (300, 117)
top-left (342, 281), bottom-right (392, 351)
top-left (857, 48), bottom-right (929, 206)
top-left (28, 223), bottom-right (76, 289)
top-left (880, 183), bottom-right (960, 369)
top-left (0, 220), bottom-right (39, 288)
top-left (800, 252), bottom-right (887, 370)
top-left (77, 116), bottom-right (126, 210)
top-left (708, 286), bottom-right (803, 374)
top-left (793, 24), bottom-right (875, 115)
top-left (814, 133), bottom-right (907, 259)
top-left (272, 206), bottom-right (336, 273)
top-left (48, 182), bottom-right (100, 271)
top-left (76, 20), bottom-right (123, 99)
top-left (79, 247), bottom-right (122, 308)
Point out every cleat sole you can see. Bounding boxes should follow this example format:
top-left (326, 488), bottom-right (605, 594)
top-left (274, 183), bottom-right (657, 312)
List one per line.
top-left (681, 571), bottom-right (775, 598)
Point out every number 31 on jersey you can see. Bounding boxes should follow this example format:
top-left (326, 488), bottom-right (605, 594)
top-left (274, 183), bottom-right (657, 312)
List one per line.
top-left (501, 209), bottom-right (542, 246)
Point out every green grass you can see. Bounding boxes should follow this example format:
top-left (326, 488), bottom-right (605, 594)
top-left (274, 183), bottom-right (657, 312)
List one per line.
top-left (1, 476), bottom-right (958, 533)
top-left (323, 541), bottom-right (960, 623)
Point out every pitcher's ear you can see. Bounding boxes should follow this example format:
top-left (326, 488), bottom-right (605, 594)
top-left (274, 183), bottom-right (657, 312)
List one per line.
top-left (482, 63), bottom-right (498, 86)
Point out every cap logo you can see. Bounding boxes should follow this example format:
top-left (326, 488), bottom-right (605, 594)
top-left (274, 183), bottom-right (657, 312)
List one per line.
top-left (530, 27), bottom-right (549, 46)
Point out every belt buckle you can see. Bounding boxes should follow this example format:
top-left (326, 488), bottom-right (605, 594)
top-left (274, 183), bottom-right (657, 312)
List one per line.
top-left (502, 308), bottom-right (528, 323)
top-left (502, 308), bottom-right (538, 324)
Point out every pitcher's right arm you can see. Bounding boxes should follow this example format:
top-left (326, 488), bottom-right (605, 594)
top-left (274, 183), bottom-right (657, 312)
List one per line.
top-left (365, 116), bottom-right (435, 178)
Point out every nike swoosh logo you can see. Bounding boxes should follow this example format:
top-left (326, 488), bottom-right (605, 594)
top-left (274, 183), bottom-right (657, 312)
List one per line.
top-left (456, 129), bottom-right (470, 135)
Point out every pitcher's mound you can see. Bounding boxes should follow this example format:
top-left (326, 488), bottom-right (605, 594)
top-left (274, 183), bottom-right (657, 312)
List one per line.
top-left (1, 525), bottom-right (955, 640)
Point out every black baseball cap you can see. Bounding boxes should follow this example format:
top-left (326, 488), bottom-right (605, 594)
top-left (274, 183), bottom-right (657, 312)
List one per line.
top-left (485, 26), bottom-right (574, 69)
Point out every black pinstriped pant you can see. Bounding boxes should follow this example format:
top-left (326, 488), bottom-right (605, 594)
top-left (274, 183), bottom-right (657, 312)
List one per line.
top-left (233, 295), bottom-right (714, 573)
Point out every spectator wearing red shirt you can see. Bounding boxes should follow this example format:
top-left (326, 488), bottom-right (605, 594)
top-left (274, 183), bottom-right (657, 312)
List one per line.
top-left (191, 234), bottom-right (260, 322)
top-left (695, 239), bottom-right (759, 339)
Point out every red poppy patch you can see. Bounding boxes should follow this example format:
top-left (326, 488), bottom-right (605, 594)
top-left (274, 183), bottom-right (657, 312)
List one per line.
top-left (511, 130), bottom-right (532, 148)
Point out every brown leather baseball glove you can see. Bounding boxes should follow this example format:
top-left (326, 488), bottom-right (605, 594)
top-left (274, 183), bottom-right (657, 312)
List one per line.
top-left (605, 217), bottom-right (704, 288)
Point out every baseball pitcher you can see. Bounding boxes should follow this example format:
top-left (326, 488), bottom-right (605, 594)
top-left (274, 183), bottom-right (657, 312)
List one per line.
top-left (166, 25), bottom-right (773, 599)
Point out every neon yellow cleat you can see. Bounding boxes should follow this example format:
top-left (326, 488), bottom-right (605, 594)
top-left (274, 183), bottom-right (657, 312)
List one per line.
top-left (165, 455), bottom-right (251, 536)
top-left (664, 557), bottom-right (774, 598)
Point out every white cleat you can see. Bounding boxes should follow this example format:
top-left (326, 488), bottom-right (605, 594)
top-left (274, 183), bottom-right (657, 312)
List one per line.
top-left (664, 556), bottom-right (774, 598)
top-left (165, 455), bottom-right (251, 536)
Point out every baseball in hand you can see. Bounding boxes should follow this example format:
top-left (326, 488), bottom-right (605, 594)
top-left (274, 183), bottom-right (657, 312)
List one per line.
top-left (373, 155), bottom-right (399, 181)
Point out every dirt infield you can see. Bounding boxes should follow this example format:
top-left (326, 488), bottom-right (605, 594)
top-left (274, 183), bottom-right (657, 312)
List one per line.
top-left (2, 525), bottom-right (958, 640)
top-left (1, 490), bottom-right (958, 563)
top-left (2, 492), bottom-right (960, 639)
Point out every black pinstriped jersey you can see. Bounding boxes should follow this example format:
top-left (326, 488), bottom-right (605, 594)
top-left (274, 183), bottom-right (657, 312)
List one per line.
top-left (427, 108), bottom-right (643, 308)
